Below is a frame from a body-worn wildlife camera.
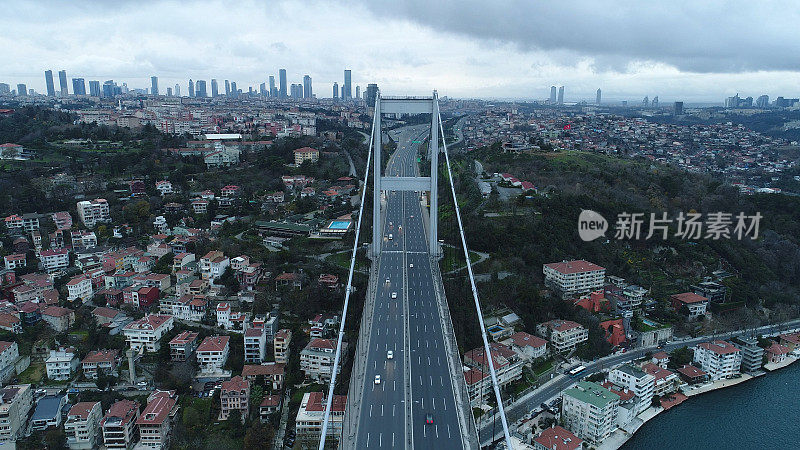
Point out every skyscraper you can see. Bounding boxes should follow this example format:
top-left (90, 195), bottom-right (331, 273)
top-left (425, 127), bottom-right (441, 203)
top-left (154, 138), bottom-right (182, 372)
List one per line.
top-left (756, 95), bottom-right (769, 108)
top-left (303, 75), bottom-right (312, 99)
top-left (151, 76), bottom-right (159, 96)
top-left (230, 82), bottom-right (237, 98)
top-left (596, 88), bottom-right (602, 105)
top-left (643, 96), bottom-right (649, 107)
top-left (89, 80), bottom-right (100, 97)
top-left (674, 101), bottom-right (684, 115)
top-left (269, 76), bottom-right (276, 97)
top-left (72, 78), bottom-right (86, 96)
top-left (196, 80), bottom-right (207, 97)
top-left (16, 84), bottom-right (27, 96)
top-left (652, 96), bottom-right (659, 107)
top-left (102, 80), bottom-right (115, 98)
top-left (188, 79), bottom-right (194, 98)
top-left (356, 85), bottom-right (360, 99)
top-left (225, 80), bottom-right (230, 96)
top-left (58, 70), bottom-right (68, 96)
top-left (259, 83), bottom-right (267, 96)
top-left (174, 84), bottom-right (180, 97)
top-left (550, 86), bottom-right (557, 103)
top-left (211, 79), bottom-right (219, 97)
top-left (0, 83), bottom-right (9, 94)
top-left (366, 83), bottom-right (378, 106)
top-left (557, 86), bottom-right (564, 104)
top-left (279, 69), bottom-right (287, 98)
top-left (167, 87), bottom-right (172, 96)
top-left (343, 69), bottom-right (352, 99)
top-left (45, 70), bottom-right (55, 96)
top-left (333, 82), bottom-right (339, 99)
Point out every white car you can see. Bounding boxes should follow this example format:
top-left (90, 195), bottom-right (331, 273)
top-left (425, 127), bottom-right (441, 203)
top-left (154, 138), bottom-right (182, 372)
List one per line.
top-left (386, 278), bottom-right (390, 284)
top-left (409, 263), bottom-right (414, 268)
top-left (374, 375), bottom-right (381, 384)
top-left (387, 351), bottom-right (394, 360)
top-left (388, 234), bottom-right (393, 240)
top-left (391, 292), bottom-right (397, 299)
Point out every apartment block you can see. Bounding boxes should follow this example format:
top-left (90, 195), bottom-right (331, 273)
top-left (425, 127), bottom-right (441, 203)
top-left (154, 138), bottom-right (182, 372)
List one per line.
top-left (196, 335), bottom-right (230, 374)
top-left (122, 315), bottom-right (175, 352)
top-left (274, 329), bottom-right (292, 364)
top-left (300, 338), bottom-right (346, 381)
top-left (561, 381), bottom-right (620, 444)
top-left (65, 401), bottom-right (102, 450)
top-left (244, 326), bottom-right (267, 363)
top-left (77, 199), bottom-right (111, 228)
top-left (607, 364), bottom-right (655, 416)
top-left (693, 340), bottom-right (742, 381)
top-left (101, 400), bottom-right (140, 449)
top-left (536, 320), bottom-right (589, 353)
top-left (168, 331), bottom-right (199, 362)
top-left (295, 392), bottom-right (346, 444)
top-left (219, 376), bottom-right (249, 421)
top-left (46, 346), bottom-right (79, 381)
top-left (0, 384), bottom-right (33, 442)
top-left (136, 390), bottom-right (179, 449)
top-left (543, 260), bottom-right (605, 299)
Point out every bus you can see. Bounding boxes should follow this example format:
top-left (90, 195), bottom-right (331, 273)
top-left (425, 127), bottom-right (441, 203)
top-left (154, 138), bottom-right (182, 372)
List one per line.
top-left (567, 364), bottom-right (587, 378)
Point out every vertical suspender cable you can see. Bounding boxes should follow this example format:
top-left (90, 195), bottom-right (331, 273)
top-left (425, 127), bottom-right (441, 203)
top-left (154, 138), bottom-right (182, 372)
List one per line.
top-left (319, 109), bottom-right (376, 449)
top-left (439, 112), bottom-right (513, 449)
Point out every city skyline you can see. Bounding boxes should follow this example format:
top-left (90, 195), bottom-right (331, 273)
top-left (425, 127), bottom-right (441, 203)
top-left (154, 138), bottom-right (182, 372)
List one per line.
top-left (2, 1), bottom-right (800, 101)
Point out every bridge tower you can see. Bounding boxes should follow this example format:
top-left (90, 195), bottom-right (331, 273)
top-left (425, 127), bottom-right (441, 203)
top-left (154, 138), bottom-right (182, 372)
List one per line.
top-left (370, 91), bottom-right (442, 257)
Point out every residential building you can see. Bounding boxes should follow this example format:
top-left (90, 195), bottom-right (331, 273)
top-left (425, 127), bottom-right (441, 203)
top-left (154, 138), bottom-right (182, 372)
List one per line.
top-left (77, 199), bottom-right (111, 228)
top-left (767, 342), bottom-right (791, 364)
top-left (40, 248), bottom-right (70, 272)
top-left (543, 260), bottom-right (605, 299)
top-left (533, 425), bottom-right (583, 450)
top-left (219, 376), bottom-right (249, 421)
top-left (67, 275), bottom-right (94, 303)
top-left (0, 384), bottom-right (33, 442)
top-left (200, 250), bottom-right (229, 282)
top-left (300, 338), bottom-right (346, 381)
top-left (295, 392), bottom-right (346, 444)
top-left (46, 346), bottom-right (79, 380)
top-left (136, 390), bottom-right (179, 449)
top-left (41, 305), bottom-right (75, 332)
top-left (641, 363), bottom-right (680, 397)
top-left (293, 147), bottom-right (319, 165)
top-left (0, 341), bottom-right (20, 383)
top-left (51, 211), bottom-right (73, 230)
top-left (779, 332), bottom-right (800, 351)
top-left (122, 315), bottom-right (175, 352)
top-left (101, 400), bottom-right (140, 449)
top-left (732, 336), bottom-right (765, 372)
top-left (196, 335), bottom-right (230, 374)
top-left (463, 342), bottom-right (524, 404)
top-left (65, 401), bottom-right (102, 450)
top-left (30, 394), bottom-right (68, 430)
top-left (504, 331), bottom-right (548, 360)
top-left (242, 363), bottom-right (286, 391)
top-left (274, 329), bottom-right (292, 364)
top-left (536, 320), bottom-right (588, 353)
top-left (244, 326), bottom-right (267, 363)
top-left (607, 364), bottom-right (655, 415)
top-left (81, 349), bottom-right (120, 379)
top-left (693, 340), bottom-right (742, 380)
top-left (561, 381), bottom-right (620, 444)
top-left (260, 395), bottom-right (282, 422)
top-left (671, 292), bottom-right (709, 319)
top-left (676, 364), bottom-right (709, 384)
top-left (3, 253), bottom-right (26, 270)
top-left (168, 331), bottom-right (199, 362)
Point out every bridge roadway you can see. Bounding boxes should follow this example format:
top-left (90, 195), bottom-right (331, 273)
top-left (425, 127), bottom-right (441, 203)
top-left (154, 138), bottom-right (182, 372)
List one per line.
top-left (350, 125), bottom-right (468, 449)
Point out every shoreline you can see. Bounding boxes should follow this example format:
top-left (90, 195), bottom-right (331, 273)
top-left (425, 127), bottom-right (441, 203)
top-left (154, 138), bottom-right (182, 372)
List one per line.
top-left (599, 357), bottom-right (798, 450)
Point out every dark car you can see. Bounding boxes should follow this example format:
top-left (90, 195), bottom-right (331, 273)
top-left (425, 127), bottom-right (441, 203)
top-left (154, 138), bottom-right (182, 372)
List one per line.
top-left (425, 413), bottom-right (434, 424)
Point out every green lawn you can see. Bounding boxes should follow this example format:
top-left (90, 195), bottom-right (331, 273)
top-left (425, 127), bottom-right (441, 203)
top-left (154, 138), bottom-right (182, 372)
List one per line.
top-left (18, 363), bottom-right (45, 384)
top-left (442, 245), bottom-right (482, 272)
top-left (325, 251), bottom-right (370, 272)
top-left (532, 359), bottom-right (554, 376)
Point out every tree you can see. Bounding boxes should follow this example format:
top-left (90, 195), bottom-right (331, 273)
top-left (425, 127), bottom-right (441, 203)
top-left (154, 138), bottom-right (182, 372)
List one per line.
top-left (153, 253), bottom-right (174, 274)
top-left (44, 428), bottom-right (67, 450)
top-left (668, 346), bottom-right (694, 369)
top-left (243, 422), bottom-right (274, 450)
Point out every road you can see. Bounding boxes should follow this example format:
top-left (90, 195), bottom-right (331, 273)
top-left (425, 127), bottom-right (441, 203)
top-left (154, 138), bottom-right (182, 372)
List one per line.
top-left (479, 317), bottom-right (800, 447)
top-left (353, 125), bottom-right (467, 449)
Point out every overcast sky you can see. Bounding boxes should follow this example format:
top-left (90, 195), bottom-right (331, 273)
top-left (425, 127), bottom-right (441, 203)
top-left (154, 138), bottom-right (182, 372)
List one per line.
top-left (2, 0), bottom-right (799, 102)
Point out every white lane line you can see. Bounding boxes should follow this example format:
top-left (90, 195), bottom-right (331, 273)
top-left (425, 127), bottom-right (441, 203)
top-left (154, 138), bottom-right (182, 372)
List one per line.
top-left (370, 405), bottom-right (373, 417)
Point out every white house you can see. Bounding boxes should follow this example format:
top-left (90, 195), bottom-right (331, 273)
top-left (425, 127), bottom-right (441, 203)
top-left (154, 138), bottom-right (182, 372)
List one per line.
top-left (65, 401), bottom-right (102, 450)
top-left (693, 340), bottom-right (742, 381)
top-left (122, 315), bottom-right (175, 352)
top-left (196, 335), bottom-right (230, 374)
top-left (46, 347), bottom-right (79, 381)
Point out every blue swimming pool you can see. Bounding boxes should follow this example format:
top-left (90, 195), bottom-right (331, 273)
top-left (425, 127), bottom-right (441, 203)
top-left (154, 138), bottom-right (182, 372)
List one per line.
top-left (642, 318), bottom-right (658, 327)
top-left (328, 221), bottom-right (351, 229)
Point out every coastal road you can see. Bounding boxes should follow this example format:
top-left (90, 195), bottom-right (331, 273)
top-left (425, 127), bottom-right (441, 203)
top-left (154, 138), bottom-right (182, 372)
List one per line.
top-left (479, 318), bottom-right (800, 447)
top-left (354, 124), bottom-right (468, 449)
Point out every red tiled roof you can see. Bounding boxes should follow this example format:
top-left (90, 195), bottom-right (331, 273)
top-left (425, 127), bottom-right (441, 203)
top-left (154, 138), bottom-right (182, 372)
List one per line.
top-left (508, 331), bottom-right (547, 349)
top-left (260, 395), bottom-right (281, 407)
top-left (93, 307), bottom-right (121, 319)
top-left (542, 320), bottom-right (583, 332)
top-left (768, 342), bottom-right (790, 356)
top-left (304, 392), bottom-right (346, 412)
top-left (221, 375), bottom-right (249, 393)
top-left (677, 365), bottom-right (707, 378)
top-left (697, 340), bottom-right (739, 355)
top-left (242, 363), bottom-right (286, 377)
top-left (169, 331), bottom-right (199, 346)
top-left (102, 400), bottom-right (139, 426)
top-left (136, 391), bottom-right (177, 426)
top-left (0, 341), bottom-right (14, 353)
top-left (307, 338), bottom-right (336, 351)
top-left (124, 315), bottom-right (172, 331)
top-left (42, 306), bottom-right (72, 318)
top-left (544, 260), bottom-right (605, 274)
top-left (68, 402), bottom-right (99, 419)
top-left (82, 349), bottom-right (119, 364)
top-left (671, 292), bottom-right (709, 304)
top-left (534, 426), bottom-right (583, 450)
top-left (197, 335), bottom-right (230, 353)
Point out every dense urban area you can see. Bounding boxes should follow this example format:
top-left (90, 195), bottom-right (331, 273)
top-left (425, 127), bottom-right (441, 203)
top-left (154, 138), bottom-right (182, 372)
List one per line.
top-left (1, 70), bottom-right (800, 450)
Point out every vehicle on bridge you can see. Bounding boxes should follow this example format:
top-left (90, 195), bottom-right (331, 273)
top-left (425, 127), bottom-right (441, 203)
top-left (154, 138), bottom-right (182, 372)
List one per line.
top-left (374, 375), bottom-right (381, 384)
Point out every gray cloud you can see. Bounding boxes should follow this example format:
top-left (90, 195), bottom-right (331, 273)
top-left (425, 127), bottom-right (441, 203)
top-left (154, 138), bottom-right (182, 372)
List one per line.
top-left (353, 0), bottom-right (800, 73)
